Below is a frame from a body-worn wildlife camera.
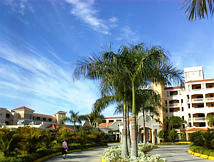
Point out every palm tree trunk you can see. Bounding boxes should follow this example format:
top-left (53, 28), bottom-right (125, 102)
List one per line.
top-left (143, 109), bottom-right (147, 144)
top-left (127, 105), bottom-right (131, 150)
top-left (122, 99), bottom-right (128, 156)
top-left (131, 81), bottom-right (138, 157)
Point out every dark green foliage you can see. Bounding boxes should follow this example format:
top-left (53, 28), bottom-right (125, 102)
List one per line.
top-left (190, 145), bottom-right (214, 156)
top-left (0, 129), bottom-right (22, 157)
top-left (181, 133), bottom-right (187, 141)
top-left (0, 126), bottom-right (107, 161)
top-left (168, 129), bottom-right (179, 142)
top-left (158, 129), bottom-right (169, 142)
top-left (190, 129), bottom-right (214, 149)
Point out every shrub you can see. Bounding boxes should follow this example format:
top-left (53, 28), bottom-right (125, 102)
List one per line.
top-left (189, 129), bottom-right (214, 149)
top-left (158, 129), bottom-right (168, 142)
top-left (180, 133), bottom-right (186, 141)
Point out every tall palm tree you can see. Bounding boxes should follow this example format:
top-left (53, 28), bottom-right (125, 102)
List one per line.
top-left (118, 44), bottom-right (183, 157)
top-left (66, 110), bottom-right (82, 131)
top-left (74, 50), bottom-right (131, 156)
top-left (74, 44), bottom-right (183, 157)
top-left (183, 0), bottom-right (214, 20)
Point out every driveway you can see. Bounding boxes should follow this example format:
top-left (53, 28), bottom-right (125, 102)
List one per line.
top-left (149, 145), bottom-right (212, 162)
top-left (45, 147), bottom-right (105, 162)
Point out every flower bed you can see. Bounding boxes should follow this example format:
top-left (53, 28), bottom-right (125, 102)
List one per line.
top-left (103, 143), bottom-right (166, 162)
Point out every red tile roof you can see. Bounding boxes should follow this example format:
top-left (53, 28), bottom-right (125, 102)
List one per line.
top-left (104, 116), bottom-right (123, 119)
top-left (165, 86), bottom-right (184, 90)
top-left (57, 111), bottom-right (66, 114)
top-left (186, 78), bottom-right (214, 83)
top-left (13, 106), bottom-right (34, 112)
top-left (32, 113), bottom-right (55, 119)
top-left (47, 124), bottom-right (73, 130)
top-left (99, 122), bottom-right (113, 128)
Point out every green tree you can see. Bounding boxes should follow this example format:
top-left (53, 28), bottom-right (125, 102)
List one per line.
top-left (183, 0), bottom-right (214, 20)
top-left (117, 44), bottom-right (183, 157)
top-left (74, 43), bottom-right (183, 157)
top-left (158, 129), bottom-right (169, 142)
top-left (74, 50), bottom-right (131, 156)
top-left (166, 116), bottom-right (186, 130)
top-left (66, 110), bottom-right (82, 131)
top-left (168, 129), bottom-right (179, 142)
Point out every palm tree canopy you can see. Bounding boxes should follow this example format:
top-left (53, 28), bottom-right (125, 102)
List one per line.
top-left (67, 110), bottom-right (82, 125)
top-left (183, 0), bottom-right (214, 20)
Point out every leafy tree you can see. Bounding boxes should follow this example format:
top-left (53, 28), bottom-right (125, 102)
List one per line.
top-left (74, 43), bottom-right (183, 157)
top-left (168, 129), bottom-right (179, 142)
top-left (166, 116), bottom-right (186, 130)
top-left (183, 0), bottom-right (214, 20)
top-left (158, 129), bottom-right (169, 142)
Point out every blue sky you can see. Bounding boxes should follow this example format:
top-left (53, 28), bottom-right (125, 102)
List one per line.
top-left (0, 0), bottom-right (214, 117)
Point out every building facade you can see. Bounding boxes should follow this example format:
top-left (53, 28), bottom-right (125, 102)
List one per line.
top-left (0, 106), bottom-right (66, 126)
top-left (164, 66), bottom-right (214, 138)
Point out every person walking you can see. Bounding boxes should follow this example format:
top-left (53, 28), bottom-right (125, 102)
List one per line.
top-left (62, 139), bottom-right (68, 159)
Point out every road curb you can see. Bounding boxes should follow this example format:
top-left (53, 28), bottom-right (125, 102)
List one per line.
top-left (188, 149), bottom-right (214, 160)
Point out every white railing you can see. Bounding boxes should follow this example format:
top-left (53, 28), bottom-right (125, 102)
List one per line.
top-left (192, 117), bottom-right (206, 121)
top-left (192, 98), bottom-right (204, 102)
top-left (188, 117), bottom-right (206, 121)
top-left (206, 97), bottom-right (214, 101)
top-left (169, 103), bottom-right (179, 107)
top-left (192, 88), bottom-right (202, 91)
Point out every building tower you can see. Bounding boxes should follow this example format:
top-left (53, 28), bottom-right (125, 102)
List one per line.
top-left (56, 111), bottom-right (66, 124)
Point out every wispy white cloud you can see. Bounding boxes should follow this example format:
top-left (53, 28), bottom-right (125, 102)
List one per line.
top-left (64, 0), bottom-right (117, 34)
top-left (3, 0), bottom-right (33, 16)
top-left (116, 26), bottom-right (139, 42)
top-left (0, 42), bottom-right (99, 114)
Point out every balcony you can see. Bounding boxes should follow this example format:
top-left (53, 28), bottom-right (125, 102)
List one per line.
top-left (169, 103), bottom-right (180, 107)
top-left (192, 117), bottom-right (206, 121)
top-left (192, 98), bottom-right (204, 102)
top-left (206, 97), bottom-right (214, 102)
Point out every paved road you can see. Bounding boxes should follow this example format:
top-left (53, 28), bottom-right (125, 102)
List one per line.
top-left (149, 145), bottom-right (212, 162)
top-left (45, 147), bottom-right (105, 162)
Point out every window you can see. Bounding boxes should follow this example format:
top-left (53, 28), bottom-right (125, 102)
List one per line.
top-left (6, 114), bottom-right (10, 118)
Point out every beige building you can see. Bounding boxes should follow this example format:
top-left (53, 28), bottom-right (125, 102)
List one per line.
top-left (0, 106), bottom-right (66, 126)
top-left (164, 66), bottom-right (214, 138)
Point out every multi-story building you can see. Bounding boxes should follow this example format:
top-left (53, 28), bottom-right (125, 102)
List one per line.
top-left (0, 106), bottom-right (66, 127)
top-left (164, 66), bottom-right (214, 138)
